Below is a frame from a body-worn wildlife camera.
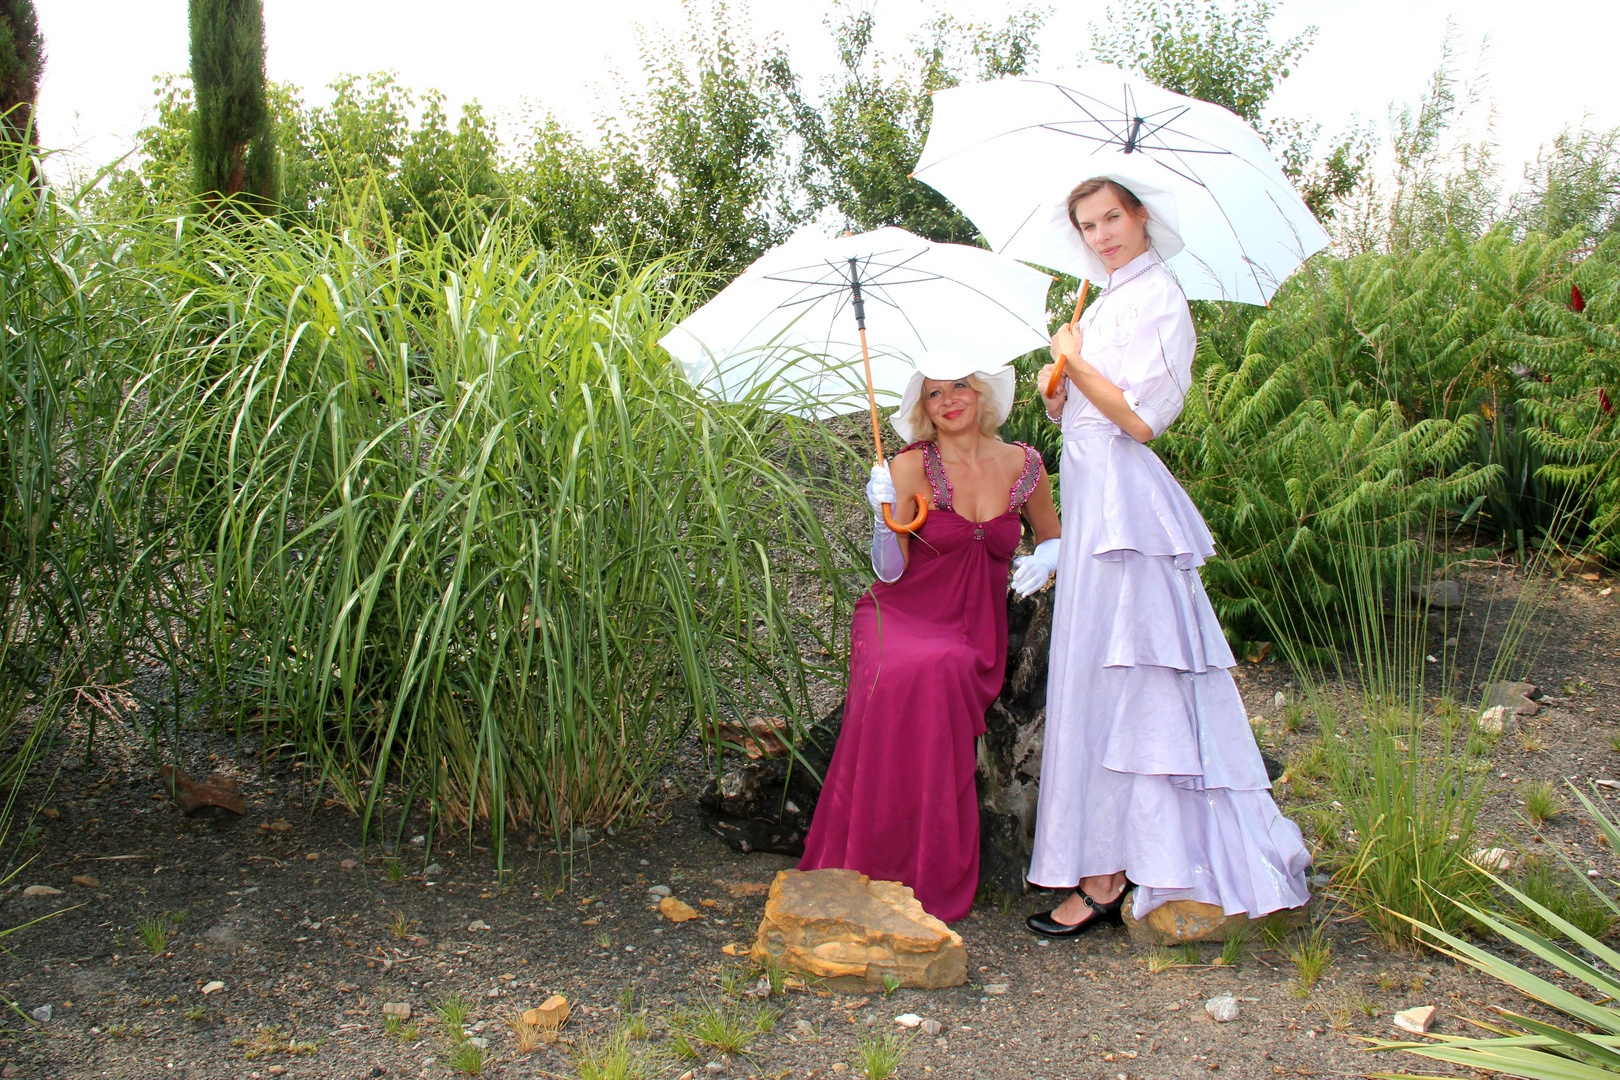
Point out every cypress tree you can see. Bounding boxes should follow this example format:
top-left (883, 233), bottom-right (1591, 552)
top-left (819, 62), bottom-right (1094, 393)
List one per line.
top-left (189, 0), bottom-right (278, 213)
top-left (0, 0), bottom-right (44, 153)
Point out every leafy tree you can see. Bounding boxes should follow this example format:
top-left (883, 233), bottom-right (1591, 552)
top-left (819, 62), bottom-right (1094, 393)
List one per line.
top-left (770, 4), bottom-right (1046, 242)
top-left (598, 0), bottom-right (802, 283)
top-left (0, 0), bottom-right (43, 154)
top-left (1088, 0), bottom-right (1368, 222)
top-left (188, 0), bottom-right (278, 212)
top-left (1507, 124), bottom-right (1620, 244)
top-left (503, 107), bottom-right (617, 256)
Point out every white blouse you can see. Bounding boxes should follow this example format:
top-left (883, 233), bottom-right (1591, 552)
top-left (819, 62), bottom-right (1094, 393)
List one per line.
top-left (1062, 250), bottom-right (1197, 439)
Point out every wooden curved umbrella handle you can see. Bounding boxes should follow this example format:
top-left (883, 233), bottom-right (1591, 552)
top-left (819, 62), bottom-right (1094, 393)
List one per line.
top-left (1042, 278), bottom-right (1092, 401)
top-left (882, 495), bottom-right (929, 534)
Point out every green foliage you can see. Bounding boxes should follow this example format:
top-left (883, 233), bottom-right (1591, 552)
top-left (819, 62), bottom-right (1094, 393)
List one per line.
top-left (770, 4), bottom-right (1044, 242)
top-left (852, 1028), bottom-right (910, 1079)
top-left (188, 0), bottom-right (279, 212)
top-left (1368, 788), bottom-right (1620, 1079)
top-left (0, 0), bottom-right (42, 152)
top-left (1508, 124), bottom-right (1620, 243)
top-left (668, 995), bottom-right (778, 1057)
top-left (1515, 858), bottom-right (1612, 942)
top-left (600, 0), bottom-right (801, 283)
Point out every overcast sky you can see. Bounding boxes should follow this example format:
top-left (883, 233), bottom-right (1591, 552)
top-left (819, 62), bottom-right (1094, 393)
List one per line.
top-left (34, 0), bottom-right (1620, 190)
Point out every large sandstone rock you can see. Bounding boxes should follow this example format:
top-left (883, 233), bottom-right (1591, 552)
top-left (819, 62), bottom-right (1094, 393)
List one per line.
top-left (750, 869), bottom-right (966, 992)
top-left (1123, 898), bottom-right (1309, 945)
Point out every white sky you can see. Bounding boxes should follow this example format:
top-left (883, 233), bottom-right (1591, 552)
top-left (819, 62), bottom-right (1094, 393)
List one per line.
top-left (35, 0), bottom-right (1620, 190)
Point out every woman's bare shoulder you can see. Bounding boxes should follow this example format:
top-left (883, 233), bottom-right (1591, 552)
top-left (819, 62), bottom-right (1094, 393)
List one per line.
top-left (891, 445), bottom-right (927, 479)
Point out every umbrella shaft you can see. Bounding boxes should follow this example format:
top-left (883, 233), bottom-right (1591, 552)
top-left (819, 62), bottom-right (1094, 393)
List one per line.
top-left (860, 326), bottom-right (885, 461)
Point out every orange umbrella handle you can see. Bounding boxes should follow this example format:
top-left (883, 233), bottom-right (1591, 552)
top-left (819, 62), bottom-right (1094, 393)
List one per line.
top-left (882, 495), bottom-right (929, 534)
top-left (1043, 279), bottom-right (1092, 399)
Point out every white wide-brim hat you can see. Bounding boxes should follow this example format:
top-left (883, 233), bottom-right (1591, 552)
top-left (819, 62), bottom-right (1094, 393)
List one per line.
top-left (1064, 170), bottom-right (1186, 283)
top-left (890, 349), bottom-right (1017, 444)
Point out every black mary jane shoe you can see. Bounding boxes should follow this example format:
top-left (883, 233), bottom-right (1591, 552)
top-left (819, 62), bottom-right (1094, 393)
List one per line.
top-left (1025, 889), bottom-right (1128, 939)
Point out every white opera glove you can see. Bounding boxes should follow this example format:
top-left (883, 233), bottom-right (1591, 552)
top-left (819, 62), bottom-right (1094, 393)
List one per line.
top-left (1010, 538), bottom-right (1061, 597)
top-left (865, 462), bottom-right (906, 583)
top-left (865, 462), bottom-right (896, 524)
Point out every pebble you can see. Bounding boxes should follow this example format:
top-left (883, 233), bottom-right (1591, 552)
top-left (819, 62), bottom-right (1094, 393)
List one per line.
top-left (201, 981), bottom-right (225, 995)
top-left (467, 1037), bottom-right (489, 1049)
top-left (794, 1019), bottom-right (816, 1036)
top-left (1597, 780), bottom-right (1620, 790)
top-left (1307, 873), bottom-right (1332, 888)
top-left (340, 859), bottom-right (358, 870)
top-left (423, 863), bottom-right (443, 877)
top-left (29, 1005), bottom-right (50, 1023)
top-left (571, 827), bottom-right (591, 845)
top-left (895, 1013), bottom-right (922, 1028)
top-left (704, 1062), bottom-right (725, 1074)
top-left (382, 1002), bottom-right (411, 1019)
top-left (648, 885), bottom-right (673, 898)
top-left (71, 875), bottom-right (99, 888)
top-left (922, 1018), bottom-right (944, 1036)
top-left (468, 919), bottom-right (491, 932)
top-left (1205, 995), bottom-right (1239, 1023)
top-left (981, 983), bottom-right (1008, 994)
top-left (20, 885), bottom-right (61, 898)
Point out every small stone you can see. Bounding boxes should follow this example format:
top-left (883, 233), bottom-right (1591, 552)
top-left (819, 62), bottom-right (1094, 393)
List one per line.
top-left (895, 1013), bottom-right (922, 1028)
top-left (1394, 1006), bottom-right (1437, 1034)
top-left (468, 1037), bottom-right (489, 1049)
top-left (1475, 705), bottom-right (1519, 736)
top-left (1307, 873), bottom-right (1331, 888)
top-left (468, 919), bottom-right (491, 932)
top-left (705, 1063), bottom-right (725, 1075)
top-left (831, 1066), bottom-right (849, 1074)
top-left (981, 984), bottom-right (1008, 995)
top-left (1589, 869), bottom-right (1602, 879)
top-left (795, 1019), bottom-right (816, 1036)
top-left (340, 859), bottom-right (358, 870)
top-left (571, 827), bottom-right (591, 846)
top-left (523, 994), bottom-right (570, 1031)
top-left (382, 1002), bottom-right (411, 1020)
top-left (648, 885), bottom-right (673, 898)
top-left (423, 863), bottom-right (443, 877)
top-left (40, 807), bottom-right (58, 819)
top-left (1471, 847), bottom-right (1517, 871)
top-left (1410, 579), bottom-right (1463, 609)
top-left (29, 1005), bottom-right (50, 1023)
top-left (1205, 995), bottom-right (1239, 1023)
top-left (71, 875), bottom-right (99, 888)
top-left (660, 897), bottom-right (703, 923)
top-left (486, 988), bottom-right (501, 999)
top-left (922, 1018), bottom-right (943, 1036)
top-left (21, 885), bottom-right (62, 897)
top-left (1, 1064), bottom-right (17, 1078)
top-left (305, 852), bottom-right (319, 861)
top-left (1597, 780), bottom-right (1620, 790)
top-left (201, 981), bottom-right (225, 995)
top-left (267, 1068), bottom-right (286, 1077)
top-left (1272, 691), bottom-right (1287, 709)
top-left (263, 819), bottom-right (292, 832)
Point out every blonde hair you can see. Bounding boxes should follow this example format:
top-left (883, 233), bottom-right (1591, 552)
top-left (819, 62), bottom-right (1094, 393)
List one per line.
top-left (901, 374), bottom-right (1002, 442)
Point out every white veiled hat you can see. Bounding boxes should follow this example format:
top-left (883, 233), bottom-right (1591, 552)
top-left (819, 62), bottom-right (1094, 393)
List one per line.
top-left (1064, 170), bottom-right (1186, 283)
top-left (890, 349), bottom-right (1017, 444)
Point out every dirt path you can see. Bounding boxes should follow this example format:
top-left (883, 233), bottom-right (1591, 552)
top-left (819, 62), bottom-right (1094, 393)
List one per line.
top-left (0, 568), bottom-right (1615, 1080)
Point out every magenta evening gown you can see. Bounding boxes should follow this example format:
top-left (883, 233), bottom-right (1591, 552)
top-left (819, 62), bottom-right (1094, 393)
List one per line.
top-left (799, 440), bottom-right (1044, 923)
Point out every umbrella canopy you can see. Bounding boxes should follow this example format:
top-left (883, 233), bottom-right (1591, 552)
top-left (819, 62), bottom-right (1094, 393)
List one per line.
top-left (659, 226), bottom-right (1053, 421)
top-left (912, 65), bottom-right (1331, 306)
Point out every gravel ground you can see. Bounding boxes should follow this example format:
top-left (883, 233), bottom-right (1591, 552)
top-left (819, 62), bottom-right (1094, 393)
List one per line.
top-left (0, 564), bottom-right (1615, 1080)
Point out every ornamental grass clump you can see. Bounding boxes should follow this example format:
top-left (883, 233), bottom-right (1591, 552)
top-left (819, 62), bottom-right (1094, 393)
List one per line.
top-left (103, 208), bottom-right (856, 855)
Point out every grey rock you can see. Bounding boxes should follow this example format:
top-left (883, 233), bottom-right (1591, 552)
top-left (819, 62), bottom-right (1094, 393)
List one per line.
top-left (571, 827), bottom-right (591, 846)
top-left (467, 919), bottom-right (490, 932)
top-left (1307, 873), bottom-right (1332, 888)
top-left (1205, 995), bottom-right (1239, 1023)
top-left (29, 1005), bottom-right (50, 1023)
top-left (794, 1019), bottom-right (816, 1036)
top-left (922, 1018), bottom-right (944, 1036)
top-left (1482, 680), bottom-right (1541, 716)
top-left (647, 885), bottom-right (672, 898)
top-left (423, 863), bottom-right (443, 877)
top-left (1411, 579), bottom-right (1464, 609)
top-left (467, 1037), bottom-right (489, 1049)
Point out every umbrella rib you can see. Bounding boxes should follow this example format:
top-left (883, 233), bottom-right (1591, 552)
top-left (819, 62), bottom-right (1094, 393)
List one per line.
top-left (1160, 151), bottom-right (1270, 300)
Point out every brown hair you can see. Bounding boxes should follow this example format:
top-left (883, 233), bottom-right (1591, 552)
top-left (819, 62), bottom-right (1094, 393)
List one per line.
top-left (1066, 177), bottom-right (1148, 234)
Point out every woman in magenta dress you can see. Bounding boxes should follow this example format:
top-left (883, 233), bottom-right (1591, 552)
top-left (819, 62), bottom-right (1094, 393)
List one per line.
top-left (799, 351), bottom-right (1062, 923)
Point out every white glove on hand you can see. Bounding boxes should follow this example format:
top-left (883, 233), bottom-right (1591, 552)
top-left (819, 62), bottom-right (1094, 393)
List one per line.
top-left (865, 462), bottom-right (897, 523)
top-left (1010, 538), bottom-right (1061, 598)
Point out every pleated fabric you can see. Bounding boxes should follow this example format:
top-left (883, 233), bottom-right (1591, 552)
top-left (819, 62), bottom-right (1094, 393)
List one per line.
top-left (1028, 424), bottom-right (1311, 919)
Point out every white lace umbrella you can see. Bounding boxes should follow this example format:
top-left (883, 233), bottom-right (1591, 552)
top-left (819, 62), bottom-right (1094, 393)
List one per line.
top-left (912, 65), bottom-right (1331, 307)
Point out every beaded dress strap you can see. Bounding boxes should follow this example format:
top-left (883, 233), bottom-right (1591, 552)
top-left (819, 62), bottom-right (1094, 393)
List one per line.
top-left (1007, 442), bottom-right (1042, 513)
top-left (897, 440), bottom-right (951, 512)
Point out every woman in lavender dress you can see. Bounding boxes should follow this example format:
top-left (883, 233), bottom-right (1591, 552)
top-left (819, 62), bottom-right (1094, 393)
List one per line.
top-left (799, 352), bottom-right (1061, 924)
top-left (1024, 176), bottom-right (1310, 937)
